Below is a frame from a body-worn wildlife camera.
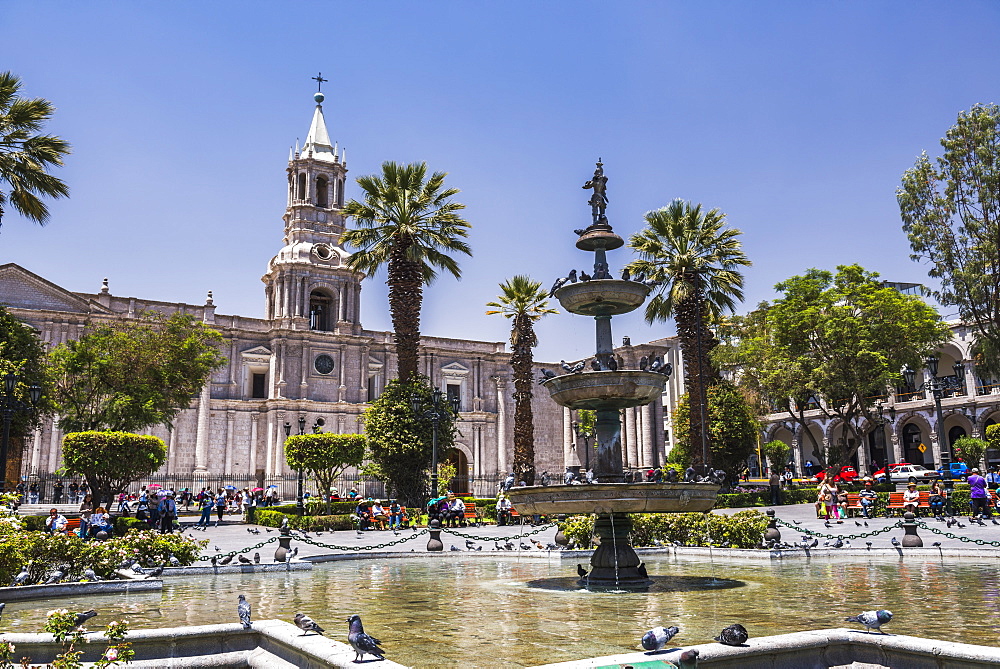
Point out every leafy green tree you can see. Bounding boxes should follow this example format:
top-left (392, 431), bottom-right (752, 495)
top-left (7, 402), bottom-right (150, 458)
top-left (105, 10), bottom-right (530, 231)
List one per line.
top-left (61, 431), bottom-right (166, 506)
top-left (342, 161), bottom-right (472, 383)
top-left (48, 312), bottom-right (225, 433)
top-left (0, 305), bottom-right (52, 483)
top-left (486, 275), bottom-right (557, 485)
top-left (0, 71), bottom-right (71, 229)
top-left (954, 436), bottom-right (988, 471)
top-left (716, 264), bottom-right (951, 470)
top-left (285, 433), bottom-right (365, 514)
top-left (627, 199), bottom-right (752, 467)
top-left (760, 440), bottom-right (791, 475)
top-left (361, 376), bottom-right (456, 507)
top-left (898, 104), bottom-right (1000, 375)
top-left (670, 381), bottom-right (760, 475)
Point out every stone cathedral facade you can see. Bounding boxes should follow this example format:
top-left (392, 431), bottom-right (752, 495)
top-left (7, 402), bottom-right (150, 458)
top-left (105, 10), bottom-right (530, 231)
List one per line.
top-left (0, 94), bottom-right (680, 489)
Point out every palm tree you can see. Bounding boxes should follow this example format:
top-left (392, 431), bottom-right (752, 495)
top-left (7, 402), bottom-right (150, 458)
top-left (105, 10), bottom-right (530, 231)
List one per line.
top-left (486, 276), bottom-right (557, 485)
top-left (627, 199), bottom-right (751, 468)
top-left (0, 71), bottom-right (70, 229)
top-left (342, 161), bottom-right (471, 382)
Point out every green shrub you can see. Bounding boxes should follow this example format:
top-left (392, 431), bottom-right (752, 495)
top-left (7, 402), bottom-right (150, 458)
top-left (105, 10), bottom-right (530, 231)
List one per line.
top-left (558, 510), bottom-right (768, 549)
top-left (253, 509), bottom-right (353, 531)
top-left (21, 516), bottom-right (46, 531)
top-left (114, 517), bottom-right (151, 534)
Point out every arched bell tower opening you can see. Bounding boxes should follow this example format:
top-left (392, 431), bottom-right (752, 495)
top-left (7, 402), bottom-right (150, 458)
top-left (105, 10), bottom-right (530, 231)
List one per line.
top-left (309, 290), bottom-right (333, 331)
top-left (316, 175), bottom-right (329, 207)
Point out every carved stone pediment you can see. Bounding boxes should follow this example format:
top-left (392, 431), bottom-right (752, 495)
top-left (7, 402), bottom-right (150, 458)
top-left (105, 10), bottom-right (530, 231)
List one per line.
top-left (241, 345), bottom-right (273, 363)
top-left (0, 263), bottom-right (108, 314)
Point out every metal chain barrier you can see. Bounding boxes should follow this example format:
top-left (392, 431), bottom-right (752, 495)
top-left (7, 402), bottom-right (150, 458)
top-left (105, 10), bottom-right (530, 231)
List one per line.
top-left (776, 517), bottom-right (903, 540)
top-left (442, 522), bottom-right (555, 543)
top-left (197, 536), bottom-right (278, 561)
top-left (915, 521), bottom-right (1000, 547)
top-left (288, 528), bottom-right (430, 551)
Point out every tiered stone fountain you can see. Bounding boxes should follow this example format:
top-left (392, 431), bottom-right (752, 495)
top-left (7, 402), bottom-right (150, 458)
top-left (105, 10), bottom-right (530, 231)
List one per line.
top-left (507, 161), bottom-right (718, 590)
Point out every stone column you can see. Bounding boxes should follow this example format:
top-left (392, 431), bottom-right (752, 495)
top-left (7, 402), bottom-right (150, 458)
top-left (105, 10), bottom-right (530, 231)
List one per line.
top-left (166, 425), bottom-right (177, 474)
top-left (641, 403), bottom-right (655, 469)
top-left (625, 407), bottom-right (638, 468)
top-left (47, 418), bottom-right (61, 472)
top-left (247, 411), bottom-right (259, 474)
top-left (265, 412), bottom-right (277, 476)
top-left (30, 428), bottom-right (42, 473)
top-left (494, 376), bottom-right (508, 474)
top-left (193, 383), bottom-right (211, 474)
top-left (563, 407), bottom-right (574, 470)
top-left (224, 410), bottom-right (236, 474)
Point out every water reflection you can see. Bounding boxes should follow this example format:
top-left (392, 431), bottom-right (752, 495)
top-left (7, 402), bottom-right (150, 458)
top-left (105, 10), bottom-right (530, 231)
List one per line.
top-left (2, 556), bottom-right (999, 668)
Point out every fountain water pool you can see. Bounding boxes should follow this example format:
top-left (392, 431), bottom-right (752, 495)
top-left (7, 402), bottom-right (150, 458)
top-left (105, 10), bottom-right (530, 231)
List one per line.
top-left (2, 555), bottom-right (999, 668)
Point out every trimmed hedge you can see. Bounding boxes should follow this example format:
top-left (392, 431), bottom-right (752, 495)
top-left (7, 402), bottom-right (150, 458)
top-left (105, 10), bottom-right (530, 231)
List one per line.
top-left (560, 510), bottom-right (768, 549)
top-left (254, 509), bottom-right (354, 531)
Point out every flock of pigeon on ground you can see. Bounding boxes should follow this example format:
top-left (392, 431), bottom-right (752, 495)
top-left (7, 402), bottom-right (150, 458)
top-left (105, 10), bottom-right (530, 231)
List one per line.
top-left (6, 555), bottom-right (182, 588)
top-left (640, 610), bottom-right (892, 664)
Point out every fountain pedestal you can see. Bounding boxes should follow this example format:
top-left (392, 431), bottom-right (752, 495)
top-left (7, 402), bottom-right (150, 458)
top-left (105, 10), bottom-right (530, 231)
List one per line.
top-left (583, 514), bottom-right (651, 589)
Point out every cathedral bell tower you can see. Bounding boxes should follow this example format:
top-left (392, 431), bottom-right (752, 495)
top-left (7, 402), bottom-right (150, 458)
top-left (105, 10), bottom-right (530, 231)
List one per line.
top-left (262, 87), bottom-right (362, 334)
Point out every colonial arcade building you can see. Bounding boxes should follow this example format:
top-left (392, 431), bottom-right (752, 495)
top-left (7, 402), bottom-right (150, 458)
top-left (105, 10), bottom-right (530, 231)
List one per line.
top-left (0, 93), bottom-right (678, 492)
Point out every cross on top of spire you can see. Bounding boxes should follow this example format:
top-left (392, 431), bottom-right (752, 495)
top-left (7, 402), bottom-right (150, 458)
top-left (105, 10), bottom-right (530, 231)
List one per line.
top-left (312, 73), bottom-right (328, 92)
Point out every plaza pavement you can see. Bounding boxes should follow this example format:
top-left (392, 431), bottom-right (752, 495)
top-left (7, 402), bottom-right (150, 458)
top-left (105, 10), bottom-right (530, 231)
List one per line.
top-left (176, 500), bottom-right (1000, 562)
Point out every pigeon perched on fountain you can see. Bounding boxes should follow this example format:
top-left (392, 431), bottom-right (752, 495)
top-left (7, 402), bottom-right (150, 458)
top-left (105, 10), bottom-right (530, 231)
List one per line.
top-left (43, 566), bottom-right (67, 584)
top-left (638, 355), bottom-right (649, 371)
top-left (294, 612), bottom-right (325, 636)
top-left (450, 545), bottom-right (462, 552)
top-left (290, 547), bottom-right (298, 559)
top-left (83, 568), bottom-right (101, 582)
top-left (253, 552), bottom-right (260, 564)
top-left (844, 609), bottom-right (892, 633)
top-left (632, 271), bottom-right (646, 283)
top-left (890, 537), bottom-right (901, 547)
top-left (237, 594), bottom-right (252, 629)
top-left (649, 356), bottom-right (664, 372)
top-left (11, 567), bottom-right (30, 587)
top-left (621, 267), bottom-right (631, 281)
top-left (501, 473), bottom-right (515, 492)
top-left (549, 275), bottom-right (570, 297)
top-left (640, 625), bottom-right (679, 652)
top-left (591, 358), bottom-right (602, 371)
top-left (238, 555), bottom-right (252, 565)
top-left (539, 368), bottom-right (556, 381)
top-left (72, 610), bottom-right (97, 630)
top-left (714, 623), bottom-right (749, 646)
top-left (168, 554), bottom-right (181, 567)
top-left (607, 356), bottom-right (618, 371)
top-left (574, 228), bottom-right (588, 236)
top-left (146, 565), bottom-right (164, 579)
top-left (347, 614), bottom-right (385, 662)
top-left (579, 270), bottom-right (592, 281)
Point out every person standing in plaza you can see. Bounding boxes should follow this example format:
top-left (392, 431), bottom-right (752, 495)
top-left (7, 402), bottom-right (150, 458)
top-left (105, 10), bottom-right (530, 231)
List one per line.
top-left (214, 488), bottom-right (227, 526)
top-left (52, 480), bottom-right (64, 504)
top-left (769, 470), bottom-right (781, 505)
top-left (158, 491), bottom-right (177, 534)
top-left (196, 491), bottom-right (214, 527)
top-left (968, 468), bottom-right (991, 519)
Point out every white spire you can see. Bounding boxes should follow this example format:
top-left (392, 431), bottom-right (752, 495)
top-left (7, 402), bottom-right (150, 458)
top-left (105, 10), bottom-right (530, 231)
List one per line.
top-left (301, 98), bottom-right (336, 162)
top-left (334, 141), bottom-right (339, 161)
top-left (288, 146), bottom-right (294, 162)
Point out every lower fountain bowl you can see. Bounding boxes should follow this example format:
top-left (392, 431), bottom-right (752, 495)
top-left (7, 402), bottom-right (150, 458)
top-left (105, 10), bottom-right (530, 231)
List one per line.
top-left (505, 482), bottom-right (719, 515)
top-left (540, 370), bottom-right (667, 410)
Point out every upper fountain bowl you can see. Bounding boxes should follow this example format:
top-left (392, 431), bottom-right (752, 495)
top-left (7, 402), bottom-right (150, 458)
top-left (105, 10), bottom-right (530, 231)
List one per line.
top-left (541, 369), bottom-right (666, 410)
top-left (506, 482), bottom-right (720, 515)
top-left (555, 279), bottom-right (651, 317)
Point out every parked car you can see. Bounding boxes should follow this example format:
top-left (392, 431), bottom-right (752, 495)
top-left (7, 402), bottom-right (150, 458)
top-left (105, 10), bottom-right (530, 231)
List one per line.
top-left (936, 462), bottom-right (969, 480)
top-left (886, 464), bottom-right (941, 484)
top-left (810, 466), bottom-right (859, 484)
top-left (873, 462), bottom-right (912, 483)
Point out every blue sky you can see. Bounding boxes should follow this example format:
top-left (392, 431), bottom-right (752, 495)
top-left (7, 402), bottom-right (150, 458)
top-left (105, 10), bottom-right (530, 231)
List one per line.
top-left (3, 2), bottom-right (999, 362)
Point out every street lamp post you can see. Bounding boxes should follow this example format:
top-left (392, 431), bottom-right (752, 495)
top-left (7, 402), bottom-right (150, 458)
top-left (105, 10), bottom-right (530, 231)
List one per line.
top-left (0, 373), bottom-right (42, 492)
top-left (903, 357), bottom-right (965, 516)
top-left (284, 416), bottom-right (307, 516)
top-left (411, 388), bottom-right (460, 500)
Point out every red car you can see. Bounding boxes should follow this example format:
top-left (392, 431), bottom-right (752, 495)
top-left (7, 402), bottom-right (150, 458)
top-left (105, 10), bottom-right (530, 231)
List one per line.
top-left (873, 462), bottom-right (912, 483)
top-left (811, 466), bottom-right (860, 483)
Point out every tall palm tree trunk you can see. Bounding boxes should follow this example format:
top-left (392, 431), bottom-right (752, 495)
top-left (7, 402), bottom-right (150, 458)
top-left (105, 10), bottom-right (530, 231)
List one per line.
top-left (676, 293), bottom-right (714, 468)
top-left (510, 313), bottom-right (536, 485)
top-left (388, 243), bottom-right (424, 382)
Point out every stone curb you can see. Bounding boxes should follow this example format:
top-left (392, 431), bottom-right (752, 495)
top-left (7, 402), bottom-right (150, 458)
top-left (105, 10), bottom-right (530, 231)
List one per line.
top-left (0, 578), bottom-right (162, 602)
top-left (530, 627), bottom-right (1000, 668)
top-left (161, 562), bottom-right (313, 576)
top-left (556, 545), bottom-right (1000, 560)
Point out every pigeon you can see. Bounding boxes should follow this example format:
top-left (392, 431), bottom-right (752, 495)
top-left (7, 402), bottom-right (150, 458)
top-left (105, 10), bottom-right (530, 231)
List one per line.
top-left (83, 568), bottom-right (101, 582)
top-left (573, 228), bottom-right (588, 236)
top-left (632, 271), bottom-right (646, 283)
top-left (519, 542), bottom-right (532, 551)
top-left (792, 520), bottom-right (801, 525)
top-left (539, 368), bottom-right (557, 381)
top-left (44, 567), bottom-right (66, 584)
top-left (566, 269), bottom-right (578, 283)
top-left (501, 473), bottom-right (515, 492)
top-left (131, 563), bottom-right (145, 575)
top-left (253, 552), bottom-right (260, 564)
top-left (591, 358), bottom-right (602, 371)
top-left (118, 558), bottom-right (134, 570)
top-left (237, 594), bottom-right (252, 629)
top-left (549, 276), bottom-right (570, 297)
top-left (714, 623), bottom-right (749, 646)
top-left (219, 554), bottom-right (235, 566)
top-left (844, 609), bottom-right (893, 634)
top-left (607, 356), bottom-right (618, 371)
top-left (946, 517), bottom-right (954, 528)
top-left (568, 360), bottom-right (585, 373)
top-left (677, 648), bottom-right (699, 668)
top-left (621, 267), bottom-right (631, 281)
top-left (266, 528), bottom-right (274, 533)
top-left (280, 517), bottom-right (289, 531)
top-left (808, 538), bottom-right (819, 548)
top-left (450, 545), bottom-right (462, 552)
top-left (211, 555), bottom-right (218, 567)
top-left (294, 612), bottom-right (325, 636)
top-left (640, 625), bottom-right (679, 652)
top-left (932, 541), bottom-right (942, 547)
top-left (866, 542), bottom-right (873, 550)
top-left (855, 521), bottom-right (862, 527)
top-left (290, 547), bottom-right (298, 559)
top-left (824, 520), bottom-right (832, 529)
top-left (465, 540), bottom-right (477, 550)
top-left (11, 567), bottom-right (30, 587)
top-left (649, 356), bottom-right (663, 372)
top-left (504, 541), bottom-right (515, 551)
top-left (579, 270), bottom-right (592, 282)
top-left (957, 522), bottom-right (966, 528)
top-left (832, 538), bottom-right (844, 549)
top-left (347, 614), bottom-right (385, 662)
top-left (890, 537), bottom-right (901, 547)
top-left (168, 554), bottom-right (181, 567)
top-left (864, 521), bottom-right (869, 527)
top-left (659, 362), bottom-right (673, 377)
top-left (993, 519), bottom-right (999, 526)
top-left (638, 356), bottom-right (649, 371)
top-left (72, 610), bottom-right (97, 629)
top-left (146, 565), bottom-right (164, 579)
top-left (238, 555), bottom-right (252, 565)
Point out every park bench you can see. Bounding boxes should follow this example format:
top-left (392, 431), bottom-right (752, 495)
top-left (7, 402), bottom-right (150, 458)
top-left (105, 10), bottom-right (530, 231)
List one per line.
top-left (886, 491), bottom-right (931, 516)
top-left (64, 518), bottom-right (81, 535)
top-left (845, 493), bottom-right (862, 517)
top-left (462, 502), bottom-right (480, 526)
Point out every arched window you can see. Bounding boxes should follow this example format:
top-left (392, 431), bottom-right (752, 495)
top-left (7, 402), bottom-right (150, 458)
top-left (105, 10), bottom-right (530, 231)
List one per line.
top-left (316, 176), bottom-right (328, 207)
top-left (309, 290), bottom-right (333, 331)
top-left (297, 173), bottom-right (307, 201)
